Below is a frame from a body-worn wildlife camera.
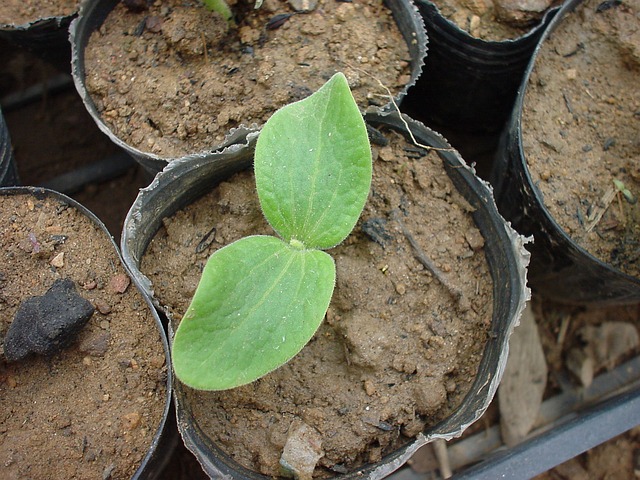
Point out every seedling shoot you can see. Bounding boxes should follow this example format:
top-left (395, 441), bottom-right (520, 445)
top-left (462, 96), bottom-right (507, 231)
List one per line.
top-left (172, 73), bottom-right (372, 390)
top-left (201, 0), bottom-right (234, 22)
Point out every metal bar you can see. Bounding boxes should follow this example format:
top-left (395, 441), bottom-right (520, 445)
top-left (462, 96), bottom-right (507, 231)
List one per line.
top-left (453, 384), bottom-right (640, 479)
top-left (0, 74), bottom-right (74, 112)
top-left (38, 152), bottom-right (135, 194)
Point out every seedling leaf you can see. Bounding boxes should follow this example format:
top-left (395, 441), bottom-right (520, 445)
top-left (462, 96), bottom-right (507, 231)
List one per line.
top-left (172, 73), bottom-right (372, 391)
top-left (255, 72), bottom-right (372, 250)
top-left (172, 235), bottom-right (335, 390)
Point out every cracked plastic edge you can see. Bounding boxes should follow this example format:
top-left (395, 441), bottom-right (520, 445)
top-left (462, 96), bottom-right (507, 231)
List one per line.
top-left (120, 129), bottom-right (260, 319)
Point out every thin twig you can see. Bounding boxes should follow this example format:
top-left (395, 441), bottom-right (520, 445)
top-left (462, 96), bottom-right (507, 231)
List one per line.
top-left (201, 32), bottom-right (208, 63)
top-left (433, 439), bottom-right (452, 479)
top-left (557, 314), bottom-right (570, 346)
top-left (391, 209), bottom-right (467, 310)
top-left (343, 62), bottom-right (453, 152)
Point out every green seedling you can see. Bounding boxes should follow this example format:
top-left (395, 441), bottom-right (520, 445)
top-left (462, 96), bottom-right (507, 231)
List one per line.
top-left (172, 73), bottom-right (372, 391)
top-left (613, 179), bottom-right (637, 204)
top-left (201, 0), bottom-right (234, 22)
top-left (201, 0), bottom-right (264, 24)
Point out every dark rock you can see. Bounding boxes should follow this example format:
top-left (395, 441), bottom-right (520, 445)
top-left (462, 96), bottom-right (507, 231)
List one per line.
top-left (3, 278), bottom-right (95, 362)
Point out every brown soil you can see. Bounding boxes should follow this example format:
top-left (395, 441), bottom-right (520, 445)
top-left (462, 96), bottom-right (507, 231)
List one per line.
top-left (2, 83), bottom-right (151, 237)
top-left (140, 127), bottom-right (493, 476)
top-left (522, 0), bottom-right (640, 278)
top-left (0, 0), bottom-right (80, 25)
top-left (0, 193), bottom-right (168, 479)
top-left (83, 0), bottom-right (414, 159)
top-left (430, 0), bottom-right (559, 41)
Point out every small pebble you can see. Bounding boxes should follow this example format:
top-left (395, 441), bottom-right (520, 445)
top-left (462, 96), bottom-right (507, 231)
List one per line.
top-left (288, 0), bottom-right (318, 11)
top-left (565, 68), bottom-right (577, 80)
top-left (79, 331), bottom-right (111, 357)
top-left (94, 299), bottom-right (112, 315)
top-left (109, 274), bottom-right (131, 294)
top-left (150, 354), bottom-right (166, 369)
top-left (603, 138), bottom-right (616, 151)
top-left (554, 39), bottom-right (580, 57)
top-left (280, 420), bottom-right (324, 480)
top-left (469, 14), bottom-right (481, 36)
top-left (445, 379), bottom-right (457, 393)
top-left (50, 252), bottom-right (65, 268)
top-left (364, 379), bottom-right (376, 396)
top-left (465, 229), bottom-right (485, 251)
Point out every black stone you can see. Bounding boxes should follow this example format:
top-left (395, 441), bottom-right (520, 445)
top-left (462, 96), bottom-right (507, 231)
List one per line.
top-left (3, 278), bottom-right (95, 362)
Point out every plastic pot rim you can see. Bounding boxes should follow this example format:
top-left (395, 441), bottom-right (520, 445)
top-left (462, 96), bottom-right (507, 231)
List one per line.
top-left (417, 0), bottom-right (560, 47)
top-left (69, 0), bottom-right (428, 173)
top-left (0, 14), bottom-right (76, 31)
top-left (120, 111), bottom-right (530, 479)
top-left (506, 0), bottom-right (640, 296)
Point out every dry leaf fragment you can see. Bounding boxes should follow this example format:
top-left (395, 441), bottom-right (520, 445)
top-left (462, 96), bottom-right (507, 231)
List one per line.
top-left (498, 304), bottom-right (548, 446)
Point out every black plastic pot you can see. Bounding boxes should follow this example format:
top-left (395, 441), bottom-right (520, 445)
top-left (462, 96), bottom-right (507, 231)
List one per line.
top-left (0, 13), bottom-right (76, 72)
top-left (491, 0), bottom-right (640, 305)
top-left (403, 0), bottom-right (558, 134)
top-left (0, 107), bottom-right (18, 186)
top-left (0, 186), bottom-right (176, 479)
top-left (69, 0), bottom-right (428, 174)
top-left (120, 112), bottom-right (529, 478)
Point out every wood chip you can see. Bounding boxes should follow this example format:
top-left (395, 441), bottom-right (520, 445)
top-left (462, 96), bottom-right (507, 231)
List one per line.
top-left (585, 186), bottom-right (616, 232)
top-left (581, 322), bottom-right (639, 370)
top-left (566, 347), bottom-right (594, 387)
